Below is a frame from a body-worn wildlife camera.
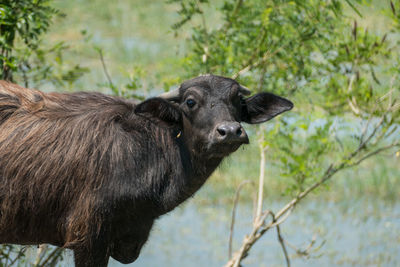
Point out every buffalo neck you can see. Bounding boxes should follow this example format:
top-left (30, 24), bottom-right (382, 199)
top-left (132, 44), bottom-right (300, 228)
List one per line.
top-left (147, 125), bottom-right (223, 214)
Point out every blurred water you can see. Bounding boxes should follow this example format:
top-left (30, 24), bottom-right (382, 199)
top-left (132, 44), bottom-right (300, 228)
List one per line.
top-left (28, 198), bottom-right (400, 267)
top-left (97, 198), bottom-right (400, 266)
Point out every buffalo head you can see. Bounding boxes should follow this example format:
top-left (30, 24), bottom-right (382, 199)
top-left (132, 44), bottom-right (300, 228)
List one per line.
top-left (135, 75), bottom-right (293, 158)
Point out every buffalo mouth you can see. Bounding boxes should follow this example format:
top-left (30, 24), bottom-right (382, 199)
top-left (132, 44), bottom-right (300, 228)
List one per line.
top-left (206, 140), bottom-right (247, 158)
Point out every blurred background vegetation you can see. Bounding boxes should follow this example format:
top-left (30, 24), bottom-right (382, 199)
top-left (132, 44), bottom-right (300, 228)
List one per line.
top-left (1, 0), bottom-right (399, 266)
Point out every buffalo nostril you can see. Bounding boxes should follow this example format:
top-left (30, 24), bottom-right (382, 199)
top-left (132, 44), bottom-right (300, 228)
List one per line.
top-left (216, 123), bottom-right (246, 142)
top-left (217, 128), bottom-right (226, 136)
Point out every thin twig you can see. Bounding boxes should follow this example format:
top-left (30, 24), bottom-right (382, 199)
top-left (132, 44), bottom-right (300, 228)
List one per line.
top-left (252, 189), bottom-right (258, 223)
top-left (284, 234), bottom-right (325, 258)
top-left (358, 83), bottom-right (396, 148)
top-left (195, 0), bottom-right (210, 69)
top-left (7, 246), bottom-right (26, 266)
top-left (352, 99), bottom-right (395, 159)
top-left (222, 0), bottom-right (243, 34)
top-left (232, 29), bottom-right (270, 80)
top-left (37, 247), bottom-right (63, 267)
top-left (373, 125), bottom-right (398, 146)
top-left (257, 62), bottom-right (268, 92)
top-left (268, 206), bottom-right (294, 228)
top-left (228, 180), bottom-right (253, 259)
top-left (358, 114), bottom-right (386, 150)
top-left (35, 244), bottom-right (47, 265)
top-left (97, 48), bottom-right (117, 95)
top-left (347, 142), bottom-right (400, 168)
top-left (276, 224), bottom-right (290, 267)
top-left (20, 61), bottom-right (29, 88)
top-left (232, 45), bottom-right (283, 79)
top-left (256, 139), bottom-right (268, 220)
top-left (347, 74), bottom-right (361, 115)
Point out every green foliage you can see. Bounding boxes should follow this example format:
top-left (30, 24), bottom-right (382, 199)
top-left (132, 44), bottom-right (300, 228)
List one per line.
top-left (169, 0), bottom-right (210, 30)
top-left (1, 0), bottom-right (53, 80)
top-left (93, 46), bottom-right (150, 101)
top-left (0, 0), bottom-right (88, 87)
top-left (263, 116), bottom-right (337, 195)
top-left (173, 1), bottom-right (365, 88)
top-left (171, 0), bottom-right (400, 196)
top-left (0, 245), bottom-right (27, 266)
top-left (0, 244), bottom-right (63, 266)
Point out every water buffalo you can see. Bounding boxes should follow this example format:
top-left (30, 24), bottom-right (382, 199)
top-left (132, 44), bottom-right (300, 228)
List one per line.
top-left (0, 75), bottom-right (293, 266)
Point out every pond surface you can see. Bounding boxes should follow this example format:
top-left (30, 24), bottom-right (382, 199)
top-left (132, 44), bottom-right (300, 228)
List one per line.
top-left (58, 197), bottom-right (400, 266)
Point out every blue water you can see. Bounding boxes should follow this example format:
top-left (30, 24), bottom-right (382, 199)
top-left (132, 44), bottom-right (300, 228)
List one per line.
top-left (20, 198), bottom-right (400, 266)
top-left (126, 202), bottom-right (400, 267)
top-left (110, 198), bottom-right (399, 266)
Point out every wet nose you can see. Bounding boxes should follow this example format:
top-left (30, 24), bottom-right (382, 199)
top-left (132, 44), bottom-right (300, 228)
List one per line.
top-left (217, 123), bottom-right (242, 137)
top-left (215, 122), bottom-right (249, 143)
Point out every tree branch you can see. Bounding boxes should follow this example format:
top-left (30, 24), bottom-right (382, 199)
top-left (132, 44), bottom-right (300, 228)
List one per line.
top-left (276, 221), bottom-right (290, 267)
top-left (222, 0), bottom-right (243, 35)
top-left (228, 180), bottom-right (253, 259)
top-left (256, 139), bottom-right (268, 220)
top-left (225, 129), bottom-right (399, 266)
top-left (232, 41), bottom-right (286, 79)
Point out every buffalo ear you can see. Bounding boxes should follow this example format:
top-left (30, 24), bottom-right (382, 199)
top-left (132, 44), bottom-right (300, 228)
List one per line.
top-left (241, 92), bottom-right (293, 124)
top-left (134, 97), bottom-right (181, 125)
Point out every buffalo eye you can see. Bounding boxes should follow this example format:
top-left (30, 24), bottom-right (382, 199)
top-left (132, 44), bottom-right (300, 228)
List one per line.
top-left (186, 99), bottom-right (196, 108)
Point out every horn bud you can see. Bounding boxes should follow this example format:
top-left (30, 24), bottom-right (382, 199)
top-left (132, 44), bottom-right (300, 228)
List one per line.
top-left (239, 85), bottom-right (251, 96)
top-left (159, 88), bottom-right (180, 101)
